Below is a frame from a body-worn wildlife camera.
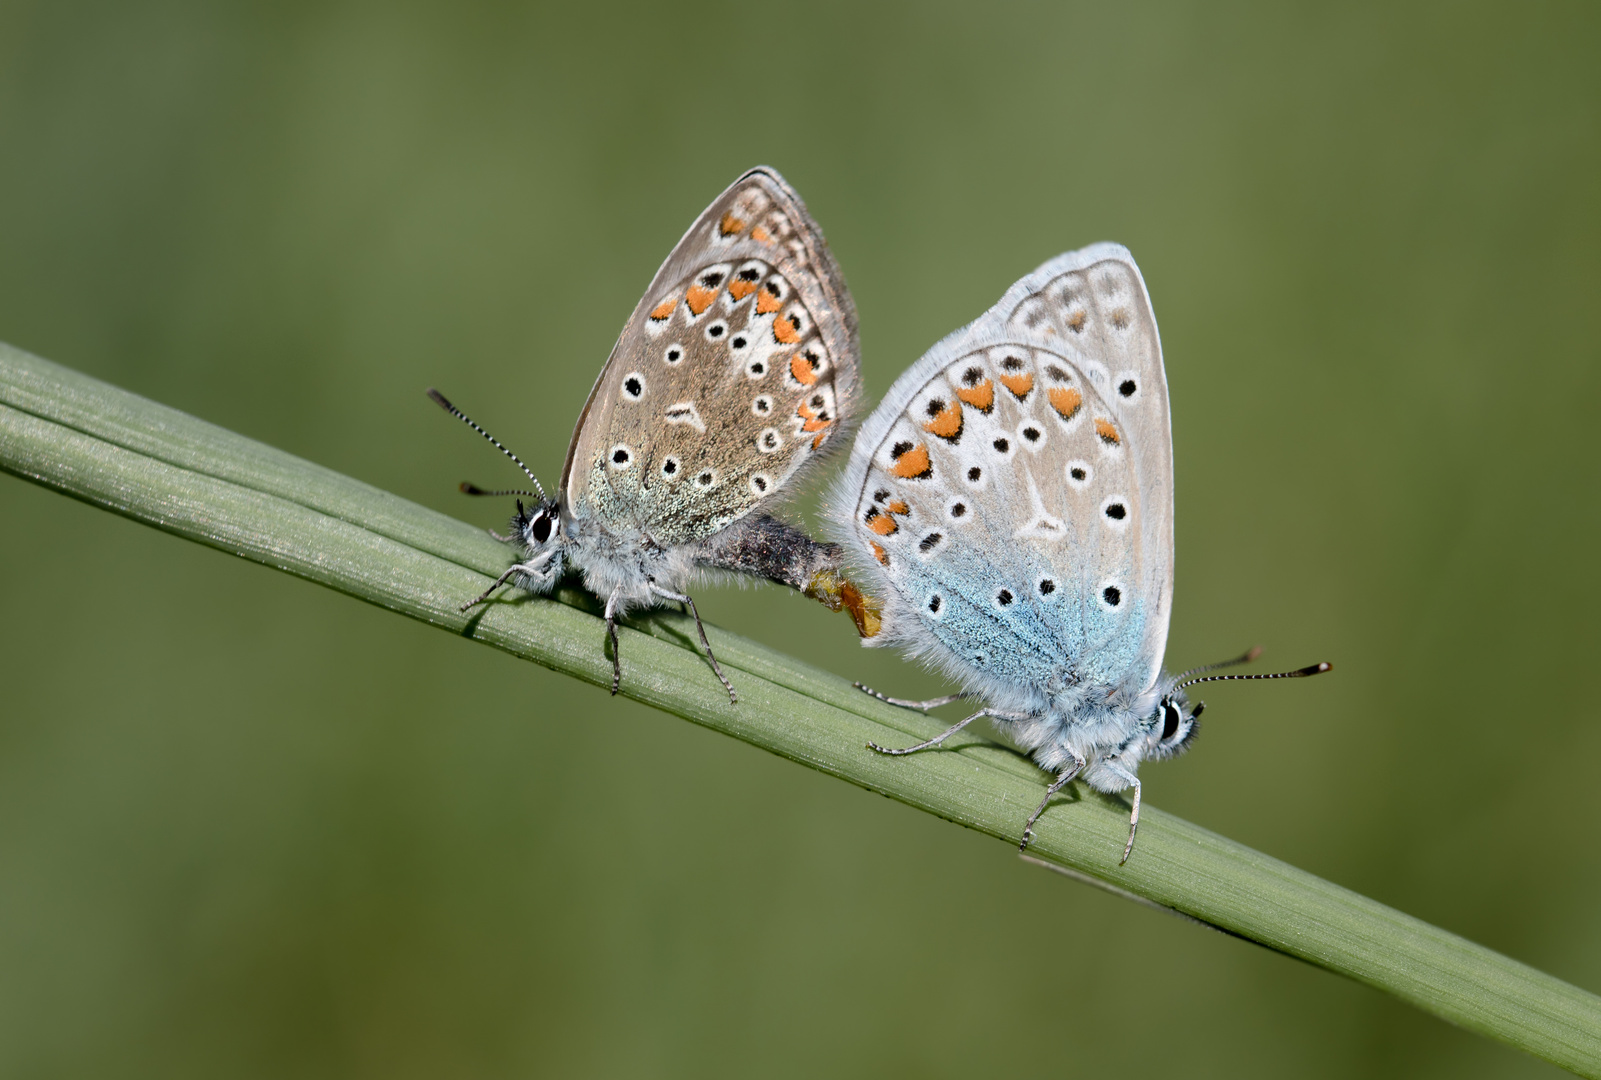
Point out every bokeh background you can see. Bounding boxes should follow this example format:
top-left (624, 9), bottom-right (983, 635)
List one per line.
top-left (2, 2), bottom-right (1598, 1076)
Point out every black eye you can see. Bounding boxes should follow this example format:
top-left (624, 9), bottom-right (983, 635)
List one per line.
top-left (531, 513), bottom-right (553, 544)
top-left (1162, 702), bottom-right (1181, 741)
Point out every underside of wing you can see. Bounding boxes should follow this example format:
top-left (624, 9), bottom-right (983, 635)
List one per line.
top-left (563, 168), bottom-right (859, 547)
top-left (833, 246), bottom-right (1172, 703)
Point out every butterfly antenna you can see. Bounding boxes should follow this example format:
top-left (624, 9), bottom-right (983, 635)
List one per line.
top-left (1176, 661), bottom-right (1332, 692)
top-left (1175, 646), bottom-right (1262, 682)
top-left (427, 389), bottom-right (546, 502)
top-left (460, 482), bottom-right (541, 498)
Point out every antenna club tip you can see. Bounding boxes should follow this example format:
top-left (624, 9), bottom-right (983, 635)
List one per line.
top-left (426, 388), bottom-right (453, 410)
top-left (1245, 646), bottom-right (1263, 662)
top-left (458, 481), bottom-right (477, 494)
top-left (1305, 661), bottom-right (1333, 675)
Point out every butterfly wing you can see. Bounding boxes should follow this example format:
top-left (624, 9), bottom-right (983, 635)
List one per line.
top-left (561, 167), bottom-right (860, 547)
top-left (832, 245), bottom-right (1172, 706)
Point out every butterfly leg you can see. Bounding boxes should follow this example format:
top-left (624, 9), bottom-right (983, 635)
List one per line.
top-left (460, 563), bottom-right (531, 612)
top-left (854, 684), bottom-right (976, 711)
top-left (1100, 761), bottom-right (1143, 865)
top-left (1021, 751), bottom-right (1087, 853)
top-left (866, 706), bottom-right (1026, 756)
top-left (648, 584), bottom-right (737, 706)
top-left (604, 588), bottom-right (623, 696)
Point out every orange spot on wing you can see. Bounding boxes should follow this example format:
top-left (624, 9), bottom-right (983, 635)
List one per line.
top-left (869, 540), bottom-right (889, 565)
top-left (649, 298), bottom-right (677, 321)
top-left (998, 372), bottom-right (1034, 399)
top-left (866, 509), bottom-right (898, 536)
top-left (685, 285), bottom-right (717, 316)
top-left (1048, 386), bottom-right (1083, 420)
top-left (955, 379), bottom-right (994, 413)
top-left (790, 353), bottom-right (818, 385)
top-left (773, 313), bottom-right (802, 344)
top-left (890, 443), bottom-right (932, 480)
top-left (755, 285), bottom-right (783, 314)
top-left (812, 429), bottom-right (830, 449)
top-left (886, 499), bottom-right (909, 515)
top-left (1066, 310), bottom-right (1088, 333)
top-left (728, 279), bottom-right (757, 301)
top-left (1095, 418), bottom-right (1121, 445)
top-left (797, 400), bottom-right (831, 433)
top-left (751, 224), bottom-right (772, 243)
top-left (719, 212), bottom-right (745, 237)
top-left (922, 400), bottom-right (963, 440)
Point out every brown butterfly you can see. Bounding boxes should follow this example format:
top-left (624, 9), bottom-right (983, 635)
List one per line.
top-left (431, 167), bottom-right (878, 703)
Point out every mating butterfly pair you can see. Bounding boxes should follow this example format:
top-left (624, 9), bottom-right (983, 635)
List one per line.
top-left (432, 167), bottom-right (1326, 862)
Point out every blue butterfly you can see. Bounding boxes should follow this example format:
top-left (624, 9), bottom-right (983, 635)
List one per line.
top-left (831, 245), bottom-right (1327, 862)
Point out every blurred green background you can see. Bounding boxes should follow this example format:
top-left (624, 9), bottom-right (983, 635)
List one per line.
top-left (2, 1), bottom-right (1598, 1076)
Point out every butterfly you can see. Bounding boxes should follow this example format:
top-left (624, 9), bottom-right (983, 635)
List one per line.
top-left (429, 167), bottom-right (878, 704)
top-left (831, 244), bottom-right (1328, 862)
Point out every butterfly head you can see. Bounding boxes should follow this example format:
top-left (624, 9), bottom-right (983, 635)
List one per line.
top-left (1144, 691), bottom-right (1203, 762)
top-left (511, 498), bottom-right (567, 587)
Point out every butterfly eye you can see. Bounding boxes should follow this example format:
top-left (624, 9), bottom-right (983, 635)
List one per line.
top-left (1161, 702), bottom-right (1182, 741)
top-left (531, 512), bottom-right (554, 545)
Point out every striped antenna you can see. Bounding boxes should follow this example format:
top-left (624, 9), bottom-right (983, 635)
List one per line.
top-left (1176, 661), bottom-right (1332, 692)
top-left (427, 389), bottom-right (546, 503)
top-left (460, 482), bottom-right (541, 498)
top-left (1175, 646), bottom-right (1262, 682)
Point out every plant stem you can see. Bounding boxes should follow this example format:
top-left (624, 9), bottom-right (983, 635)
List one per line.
top-left (3, 340), bottom-right (1598, 1076)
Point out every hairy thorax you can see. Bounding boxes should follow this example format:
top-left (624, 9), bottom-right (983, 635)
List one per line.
top-left (561, 514), bottom-right (698, 613)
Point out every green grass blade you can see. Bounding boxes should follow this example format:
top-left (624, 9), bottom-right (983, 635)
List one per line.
top-left (3, 339), bottom-right (1599, 1076)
